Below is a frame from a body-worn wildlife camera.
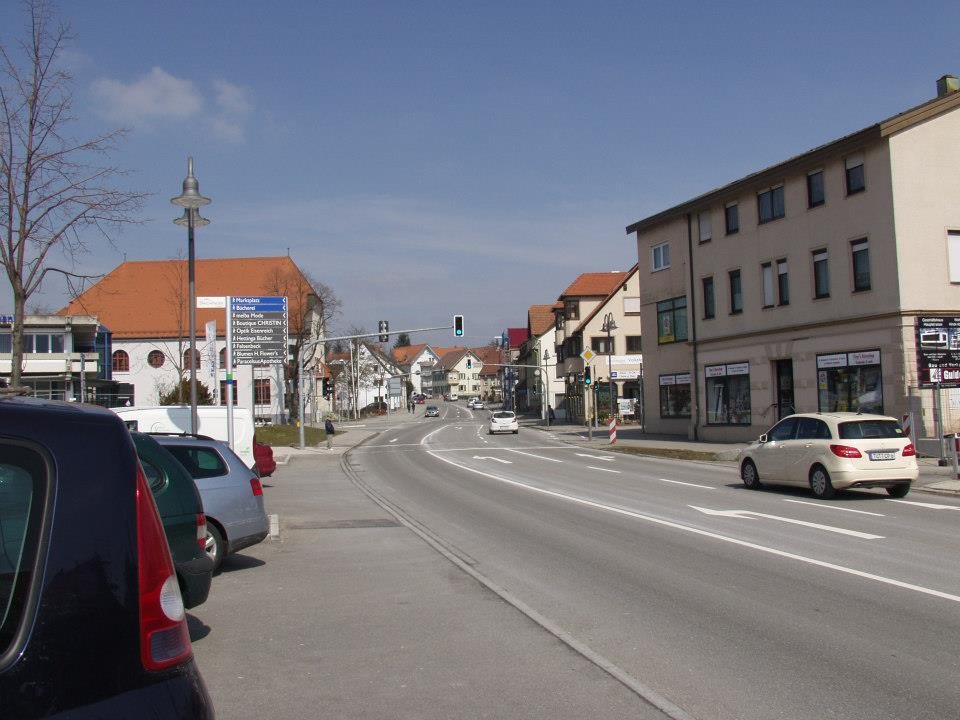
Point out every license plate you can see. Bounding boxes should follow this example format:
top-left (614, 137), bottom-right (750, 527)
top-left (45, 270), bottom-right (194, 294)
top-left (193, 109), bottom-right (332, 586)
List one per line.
top-left (869, 452), bottom-right (896, 461)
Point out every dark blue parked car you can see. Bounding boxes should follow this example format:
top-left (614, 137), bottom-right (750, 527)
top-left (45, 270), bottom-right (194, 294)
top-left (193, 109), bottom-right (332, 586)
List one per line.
top-left (0, 395), bottom-right (214, 718)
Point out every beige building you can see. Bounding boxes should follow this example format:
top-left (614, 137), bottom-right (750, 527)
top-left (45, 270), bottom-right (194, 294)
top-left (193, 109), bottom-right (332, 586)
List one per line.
top-left (627, 75), bottom-right (960, 444)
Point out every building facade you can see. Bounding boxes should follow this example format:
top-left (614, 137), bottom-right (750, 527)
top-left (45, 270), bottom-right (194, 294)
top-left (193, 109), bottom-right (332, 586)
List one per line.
top-left (627, 76), bottom-right (960, 443)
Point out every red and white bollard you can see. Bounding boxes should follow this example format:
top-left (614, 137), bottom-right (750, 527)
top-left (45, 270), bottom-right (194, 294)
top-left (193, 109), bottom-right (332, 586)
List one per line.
top-left (609, 418), bottom-right (617, 445)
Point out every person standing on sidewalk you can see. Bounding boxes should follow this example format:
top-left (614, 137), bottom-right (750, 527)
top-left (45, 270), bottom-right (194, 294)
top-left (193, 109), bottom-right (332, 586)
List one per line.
top-left (324, 417), bottom-right (335, 449)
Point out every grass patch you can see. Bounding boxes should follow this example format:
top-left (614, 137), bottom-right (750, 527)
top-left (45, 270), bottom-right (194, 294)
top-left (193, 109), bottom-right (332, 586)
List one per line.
top-left (608, 446), bottom-right (721, 462)
top-left (256, 424), bottom-right (325, 447)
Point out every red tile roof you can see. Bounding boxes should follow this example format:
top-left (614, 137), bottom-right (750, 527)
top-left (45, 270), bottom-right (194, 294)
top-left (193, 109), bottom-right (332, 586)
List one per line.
top-left (507, 327), bottom-right (528, 348)
top-left (471, 346), bottom-right (502, 365)
top-left (559, 271), bottom-right (628, 299)
top-left (392, 343), bottom-right (428, 365)
top-left (528, 305), bottom-right (555, 337)
top-left (59, 256), bottom-right (316, 339)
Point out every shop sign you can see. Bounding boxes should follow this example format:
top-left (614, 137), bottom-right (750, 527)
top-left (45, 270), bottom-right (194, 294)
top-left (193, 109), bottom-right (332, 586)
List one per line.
top-left (610, 354), bottom-right (642, 366)
top-left (849, 350), bottom-right (880, 366)
top-left (705, 363), bottom-right (748, 377)
top-left (817, 353), bottom-right (847, 369)
top-left (916, 317), bottom-right (960, 387)
top-left (659, 374), bottom-right (677, 386)
top-left (726, 362), bottom-right (750, 375)
top-left (705, 365), bottom-right (726, 378)
top-left (675, 373), bottom-right (691, 385)
top-left (611, 370), bottom-right (641, 379)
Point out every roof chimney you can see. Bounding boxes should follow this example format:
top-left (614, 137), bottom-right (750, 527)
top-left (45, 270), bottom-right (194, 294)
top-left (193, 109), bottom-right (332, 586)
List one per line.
top-left (937, 74), bottom-right (959, 97)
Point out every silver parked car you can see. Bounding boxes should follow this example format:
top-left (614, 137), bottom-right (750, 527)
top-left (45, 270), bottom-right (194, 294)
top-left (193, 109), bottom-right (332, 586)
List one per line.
top-left (154, 435), bottom-right (269, 571)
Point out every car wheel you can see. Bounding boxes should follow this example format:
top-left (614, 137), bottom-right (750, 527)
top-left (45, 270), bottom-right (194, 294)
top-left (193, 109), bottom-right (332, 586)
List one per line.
top-left (886, 483), bottom-right (911, 498)
top-left (488, 429), bottom-right (494, 435)
top-left (513, 429), bottom-right (518, 434)
top-left (809, 465), bottom-right (836, 499)
top-left (205, 522), bottom-right (226, 572)
top-left (741, 459), bottom-right (761, 489)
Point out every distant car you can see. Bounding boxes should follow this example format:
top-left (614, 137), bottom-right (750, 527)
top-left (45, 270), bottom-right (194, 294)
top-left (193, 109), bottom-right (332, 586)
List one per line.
top-left (738, 412), bottom-right (918, 499)
top-left (489, 410), bottom-right (519, 434)
top-left (415, 396), bottom-right (425, 404)
top-left (360, 400), bottom-right (388, 416)
top-left (449, 393), bottom-right (460, 402)
top-left (0, 396), bottom-right (214, 718)
top-left (153, 435), bottom-right (270, 571)
top-left (254, 440), bottom-right (276, 477)
top-left (471, 399), bottom-right (485, 410)
top-left (131, 431), bottom-right (213, 610)
top-left (425, 405), bottom-right (440, 417)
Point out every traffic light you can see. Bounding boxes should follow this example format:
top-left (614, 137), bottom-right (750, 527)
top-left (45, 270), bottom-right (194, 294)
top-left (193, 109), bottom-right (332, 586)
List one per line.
top-left (378, 320), bottom-right (389, 342)
top-left (466, 358), bottom-right (472, 369)
top-left (321, 378), bottom-right (331, 397)
top-left (583, 367), bottom-right (592, 386)
top-left (454, 315), bottom-right (464, 337)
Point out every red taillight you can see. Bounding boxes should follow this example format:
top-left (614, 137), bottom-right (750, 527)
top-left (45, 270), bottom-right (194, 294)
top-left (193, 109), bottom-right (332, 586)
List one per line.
top-left (902, 443), bottom-right (916, 457)
top-left (830, 444), bottom-right (863, 459)
top-left (136, 464), bottom-right (192, 671)
top-left (250, 477), bottom-right (263, 496)
top-left (196, 513), bottom-right (207, 550)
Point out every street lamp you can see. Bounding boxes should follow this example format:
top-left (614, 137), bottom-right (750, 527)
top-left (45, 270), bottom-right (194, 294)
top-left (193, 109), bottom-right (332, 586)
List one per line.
top-left (601, 312), bottom-right (617, 424)
top-left (171, 157), bottom-right (211, 435)
top-left (541, 348), bottom-right (552, 427)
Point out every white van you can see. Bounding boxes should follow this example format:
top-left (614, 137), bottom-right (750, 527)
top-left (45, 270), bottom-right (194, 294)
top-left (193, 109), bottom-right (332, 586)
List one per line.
top-left (112, 405), bottom-right (256, 469)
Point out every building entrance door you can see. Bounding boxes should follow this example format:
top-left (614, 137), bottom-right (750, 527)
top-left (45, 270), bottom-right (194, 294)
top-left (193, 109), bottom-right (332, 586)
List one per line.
top-left (776, 359), bottom-right (795, 420)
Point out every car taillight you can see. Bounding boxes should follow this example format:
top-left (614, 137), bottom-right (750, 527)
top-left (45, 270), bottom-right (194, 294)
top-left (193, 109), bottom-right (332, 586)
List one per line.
top-left (196, 513), bottom-right (207, 550)
top-left (902, 443), bottom-right (916, 457)
top-left (250, 477), bottom-right (263, 496)
top-left (136, 465), bottom-right (192, 671)
top-left (830, 444), bottom-right (863, 459)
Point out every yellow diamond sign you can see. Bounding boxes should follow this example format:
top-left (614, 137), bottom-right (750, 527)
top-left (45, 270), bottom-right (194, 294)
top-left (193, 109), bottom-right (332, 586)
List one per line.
top-left (580, 349), bottom-right (596, 362)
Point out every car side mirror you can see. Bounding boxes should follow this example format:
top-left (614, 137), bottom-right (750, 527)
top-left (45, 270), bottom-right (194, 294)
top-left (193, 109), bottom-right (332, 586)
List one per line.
top-left (758, 433), bottom-right (768, 444)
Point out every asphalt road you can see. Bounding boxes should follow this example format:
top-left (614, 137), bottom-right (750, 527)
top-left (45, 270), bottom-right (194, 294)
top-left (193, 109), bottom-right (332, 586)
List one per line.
top-left (345, 402), bottom-right (960, 720)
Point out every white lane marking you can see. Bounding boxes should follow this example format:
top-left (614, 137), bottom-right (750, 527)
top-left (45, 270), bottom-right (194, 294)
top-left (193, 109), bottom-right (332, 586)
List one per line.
top-left (887, 499), bottom-right (960, 510)
top-left (389, 438), bottom-right (398, 443)
top-left (576, 453), bottom-right (615, 461)
top-left (587, 466), bottom-right (621, 474)
top-left (423, 449), bottom-right (960, 603)
top-left (455, 426), bottom-right (463, 430)
top-left (783, 499), bottom-right (885, 517)
top-left (506, 449), bottom-right (563, 463)
top-left (473, 455), bottom-right (513, 464)
top-left (660, 478), bottom-right (714, 489)
top-left (689, 506), bottom-right (884, 540)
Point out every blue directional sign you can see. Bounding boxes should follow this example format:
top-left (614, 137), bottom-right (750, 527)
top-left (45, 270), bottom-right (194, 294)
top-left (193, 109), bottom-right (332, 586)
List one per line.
top-left (230, 296), bottom-right (289, 364)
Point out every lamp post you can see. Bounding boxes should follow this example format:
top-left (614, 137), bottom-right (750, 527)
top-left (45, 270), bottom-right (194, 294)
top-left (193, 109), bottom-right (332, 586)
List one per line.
top-left (171, 157), bottom-right (211, 435)
top-left (540, 348), bottom-right (552, 426)
top-left (601, 312), bottom-right (618, 423)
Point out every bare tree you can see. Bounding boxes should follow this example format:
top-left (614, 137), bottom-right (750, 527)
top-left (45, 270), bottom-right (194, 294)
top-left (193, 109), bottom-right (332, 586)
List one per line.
top-left (0, 0), bottom-right (145, 389)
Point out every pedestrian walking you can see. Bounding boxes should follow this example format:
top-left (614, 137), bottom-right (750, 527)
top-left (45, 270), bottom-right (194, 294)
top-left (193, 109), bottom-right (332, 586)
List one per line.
top-left (324, 417), bottom-right (335, 450)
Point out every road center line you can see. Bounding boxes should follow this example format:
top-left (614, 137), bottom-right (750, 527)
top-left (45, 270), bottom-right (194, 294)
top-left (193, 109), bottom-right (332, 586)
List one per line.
top-left (659, 478), bottom-right (713, 489)
top-left (783, 498), bottom-right (885, 516)
top-left (887, 498), bottom-right (960, 510)
top-left (424, 449), bottom-right (960, 605)
top-left (586, 466), bottom-right (621, 474)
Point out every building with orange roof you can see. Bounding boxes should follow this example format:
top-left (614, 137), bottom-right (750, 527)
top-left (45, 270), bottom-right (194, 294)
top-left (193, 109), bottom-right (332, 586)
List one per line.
top-left (515, 304), bottom-right (566, 419)
top-left (390, 343), bottom-right (442, 396)
top-left (57, 256), bottom-right (326, 423)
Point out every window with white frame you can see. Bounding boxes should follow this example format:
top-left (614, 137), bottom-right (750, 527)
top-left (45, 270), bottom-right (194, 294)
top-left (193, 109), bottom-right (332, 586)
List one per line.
top-left (851, 239), bottom-right (870, 291)
top-left (651, 242), bottom-right (670, 271)
top-left (698, 211), bottom-right (712, 243)
top-left (761, 262), bottom-right (775, 307)
top-left (948, 230), bottom-right (960, 283)
top-left (845, 153), bottom-right (865, 194)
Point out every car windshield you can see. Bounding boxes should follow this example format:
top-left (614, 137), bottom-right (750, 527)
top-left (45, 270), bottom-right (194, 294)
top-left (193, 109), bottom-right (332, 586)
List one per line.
top-left (492, 412), bottom-right (515, 419)
top-left (838, 419), bottom-right (904, 440)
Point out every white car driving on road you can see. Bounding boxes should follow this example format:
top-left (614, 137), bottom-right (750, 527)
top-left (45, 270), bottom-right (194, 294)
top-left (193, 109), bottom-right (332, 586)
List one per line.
top-left (488, 411), bottom-right (519, 435)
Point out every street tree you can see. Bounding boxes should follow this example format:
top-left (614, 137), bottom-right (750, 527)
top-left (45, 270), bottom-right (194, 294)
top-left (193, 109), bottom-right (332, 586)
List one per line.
top-left (0, 0), bottom-right (145, 388)
top-left (393, 332), bottom-right (411, 349)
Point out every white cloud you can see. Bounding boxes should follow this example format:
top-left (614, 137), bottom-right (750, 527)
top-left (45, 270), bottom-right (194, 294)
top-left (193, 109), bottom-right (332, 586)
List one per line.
top-left (209, 117), bottom-right (245, 144)
top-left (91, 67), bottom-right (203, 124)
top-left (213, 80), bottom-right (251, 115)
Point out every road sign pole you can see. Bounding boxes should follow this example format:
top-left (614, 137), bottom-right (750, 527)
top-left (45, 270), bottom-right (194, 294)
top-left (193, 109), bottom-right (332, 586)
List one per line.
top-left (226, 296), bottom-right (235, 450)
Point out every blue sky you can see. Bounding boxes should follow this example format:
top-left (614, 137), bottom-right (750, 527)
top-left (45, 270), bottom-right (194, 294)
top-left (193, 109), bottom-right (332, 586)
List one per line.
top-left (2, 1), bottom-right (959, 345)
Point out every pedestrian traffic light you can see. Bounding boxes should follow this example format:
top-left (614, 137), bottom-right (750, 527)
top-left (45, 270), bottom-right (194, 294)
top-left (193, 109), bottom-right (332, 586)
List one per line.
top-left (454, 315), bottom-right (464, 336)
top-left (378, 320), bottom-right (389, 342)
top-left (583, 367), bottom-right (592, 386)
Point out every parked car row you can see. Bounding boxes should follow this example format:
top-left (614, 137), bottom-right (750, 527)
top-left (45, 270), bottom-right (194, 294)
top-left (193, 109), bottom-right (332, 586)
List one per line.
top-left (0, 396), bottom-right (276, 717)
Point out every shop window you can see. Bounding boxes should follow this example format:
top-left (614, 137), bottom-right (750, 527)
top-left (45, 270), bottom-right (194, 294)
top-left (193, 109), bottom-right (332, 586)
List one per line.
top-left (816, 350), bottom-right (882, 414)
top-left (147, 350), bottom-right (165, 369)
top-left (659, 373), bottom-right (691, 418)
top-left (705, 363), bottom-right (751, 425)
top-left (112, 350), bottom-right (130, 372)
top-left (656, 296), bottom-right (687, 344)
